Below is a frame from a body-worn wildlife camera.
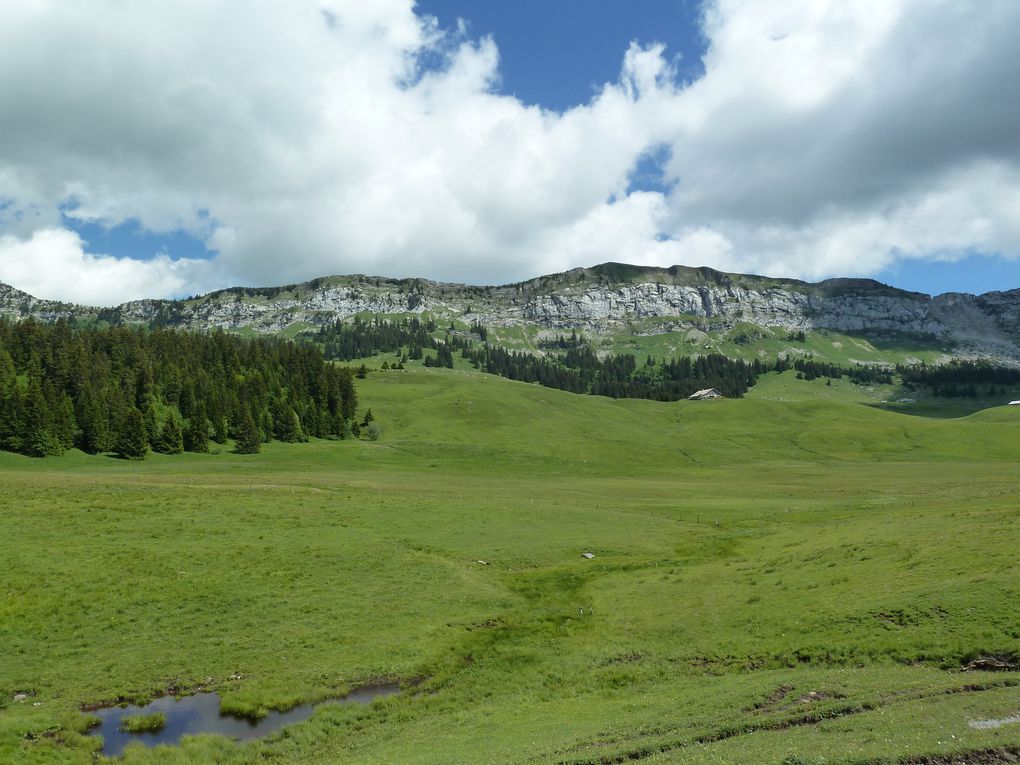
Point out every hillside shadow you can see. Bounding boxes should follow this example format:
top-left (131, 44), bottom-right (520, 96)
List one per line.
top-left (867, 400), bottom-right (1006, 419)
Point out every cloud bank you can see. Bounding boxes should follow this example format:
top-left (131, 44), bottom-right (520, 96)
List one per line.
top-left (1, 0), bottom-right (1019, 303)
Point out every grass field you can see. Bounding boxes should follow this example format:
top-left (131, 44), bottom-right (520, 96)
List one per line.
top-left (1, 366), bottom-right (1019, 764)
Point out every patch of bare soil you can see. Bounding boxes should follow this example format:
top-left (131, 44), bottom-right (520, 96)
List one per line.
top-left (744, 683), bottom-right (795, 712)
top-left (963, 654), bottom-right (1019, 673)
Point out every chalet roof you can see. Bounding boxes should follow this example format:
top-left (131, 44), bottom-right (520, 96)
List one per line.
top-left (688, 388), bottom-right (723, 400)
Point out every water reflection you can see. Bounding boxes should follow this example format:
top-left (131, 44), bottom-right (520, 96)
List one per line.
top-left (87, 683), bottom-right (400, 757)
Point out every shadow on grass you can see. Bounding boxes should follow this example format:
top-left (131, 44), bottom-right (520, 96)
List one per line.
top-left (867, 400), bottom-right (1002, 419)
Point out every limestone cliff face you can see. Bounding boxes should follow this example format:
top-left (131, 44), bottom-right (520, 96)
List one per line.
top-left (2, 263), bottom-right (1019, 359)
top-left (512, 282), bottom-right (941, 335)
top-left (976, 289), bottom-right (1020, 338)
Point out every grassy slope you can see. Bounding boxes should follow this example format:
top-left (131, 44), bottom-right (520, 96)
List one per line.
top-left (0, 367), bottom-right (1018, 764)
top-left (602, 323), bottom-right (954, 367)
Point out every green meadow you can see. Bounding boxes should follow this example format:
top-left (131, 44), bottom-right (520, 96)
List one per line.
top-left (1, 366), bottom-right (1019, 763)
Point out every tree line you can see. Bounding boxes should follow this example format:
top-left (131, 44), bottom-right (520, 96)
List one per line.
top-left (308, 316), bottom-right (1020, 403)
top-left (314, 316), bottom-right (438, 361)
top-left (465, 344), bottom-right (766, 400)
top-left (308, 318), bottom-right (766, 400)
top-left (897, 359), bottom-right (1020, 398)
top-left (0, 318), bottom-right (357, 458)
top-left (785, 357), bottom-right (895, 385)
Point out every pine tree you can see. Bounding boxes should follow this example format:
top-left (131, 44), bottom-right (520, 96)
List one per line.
top-left (53, 392), bottom-right (76, 451)
top-left (212, 414), bottom-right (229, 444)
top-left (339, 418), bottom-right (353, 440)
top-left (284, 408), bottom-right (304, 442)
top-left (114, 406), bottom-right (149, 460)
top-left (142, 403), bottom-right (159, 445)
top-left (0, 349), bottom-right (21, 452)
top-left (318, 407), bottom-right (331, 439)
top-left (259, 407), bottom-right (273, 443)
top-left (271, 395), bottom-right (303, 442)
top-left (234, 411), bottom-right (261, 454)
top-left (184, 403), bottom-right (210, 453)
top-left (21, 378), bottom-right (62, 457)
top-left (155, 412), bottom-right (184, 454)
top-left (78, 385), bottom-right (110, 454)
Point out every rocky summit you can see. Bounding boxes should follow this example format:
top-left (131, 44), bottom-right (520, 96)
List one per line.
top-left (2, 262), bottom-right (1019, 361)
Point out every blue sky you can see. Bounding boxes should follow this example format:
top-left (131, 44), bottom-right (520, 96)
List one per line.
top-left (875, 255), bottom-right (1020, 298)
top-left (63, 218), bottom-right (216, 264)
top-left (416, 0), bottom-right (707, 111)
top-left (3, 1), bottom-right (1020, 303)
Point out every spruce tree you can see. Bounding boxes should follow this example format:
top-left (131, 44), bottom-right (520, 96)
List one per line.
top-left (155, 413), bottom-right (184, 454)
top-left (339, 417), bottom-right (353, 440)
top-left (270, 396), bottom-right (290, 440)
top-left (21, 378), bottom-right (61, 457)
top-left (184, 403), bottom-right (210, 453)
top-left (212, 414), bottom-right (229, 444)
top-left (0, 350), bottom-right (21, 452)
top-left (78, 385), bottom-right (110, 454)
top-left (114, 406), bottom-right (149, 459)
top-left (271, 396), bottom-right (303, 442)
top-left (260, 408), bottom-right (273, 443)
top-left (234, 411), bottom-right (261, 454)
top-left (142, 404), bottom-right (159, 445)
top-left (282, 409), bottom-right (303, 442)
top-left (53, 392), bottom-right (76, 451)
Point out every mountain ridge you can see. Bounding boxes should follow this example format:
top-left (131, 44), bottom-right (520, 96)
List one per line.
top-left (2, 262), bottom-right (1019, 361)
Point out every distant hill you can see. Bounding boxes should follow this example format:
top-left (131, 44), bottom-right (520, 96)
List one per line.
top-left (2, 262), bottom-right (1020, 363)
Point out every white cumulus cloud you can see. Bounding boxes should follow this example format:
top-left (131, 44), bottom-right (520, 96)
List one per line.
top-left (0, 0), bottom-right (1018, 303)
top-left (0, 229), bottom-right (214, 305)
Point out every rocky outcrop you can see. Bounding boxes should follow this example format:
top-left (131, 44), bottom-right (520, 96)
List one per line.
top-left (0, 283), bottom-right (91, 324)
top-left (2, 263), bottom-right (1019, 360)
top-left (512, 282), bottom-right (941, 336)
top-left (977, 289), bottom-right (1020, 338)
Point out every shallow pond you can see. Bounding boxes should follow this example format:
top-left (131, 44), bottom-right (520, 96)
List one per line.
top-left (87, 683), bottom-right (400, 757)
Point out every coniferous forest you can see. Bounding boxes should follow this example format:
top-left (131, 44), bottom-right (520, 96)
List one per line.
top-left (310, 317), bottom-right (1020, 402)
top-left (0, 318), bottom-right (357, 458)
top-left (7, 313), bottom-right (1020, 461)
top-left (310, 318), bottom-right (767, 400)
top-left (897, 359), bottom-right (1020, 397)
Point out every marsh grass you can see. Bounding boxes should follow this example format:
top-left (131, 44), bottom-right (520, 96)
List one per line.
top-left (118, 713), bottom-right (166, 734)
